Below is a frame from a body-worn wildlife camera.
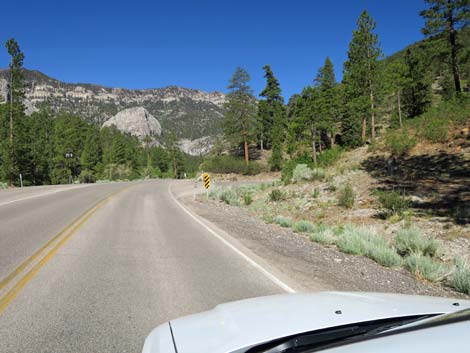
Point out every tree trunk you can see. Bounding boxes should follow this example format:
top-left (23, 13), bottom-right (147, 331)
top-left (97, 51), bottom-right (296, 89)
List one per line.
top-left (9, 69), bottom-right (13, 144)
top-left (448, 14), bottom-right (462, 93)
top-left (361, 117), bottom-right (367, 143)
top-left (397, 90), bottom-right (403, 128)
top-left (260, 135), bottom-right (264, 151)
top-left (312, 129), bottom-right (317, 166)
top-left (370, 90), bottom-right (376, 142)
top-left (243, 138), bottom-right (249, 166)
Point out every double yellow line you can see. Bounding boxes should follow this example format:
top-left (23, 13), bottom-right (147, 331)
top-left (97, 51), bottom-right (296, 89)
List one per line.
top-left (0, 187), bottom-right (128, 314)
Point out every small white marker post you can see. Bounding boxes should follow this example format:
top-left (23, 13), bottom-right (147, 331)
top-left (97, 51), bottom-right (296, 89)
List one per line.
top-left (19, 173), bottom-right (23, 188)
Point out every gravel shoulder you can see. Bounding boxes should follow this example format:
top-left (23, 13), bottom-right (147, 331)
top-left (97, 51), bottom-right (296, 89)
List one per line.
top-left (183, 195), bottom-right (468, 299)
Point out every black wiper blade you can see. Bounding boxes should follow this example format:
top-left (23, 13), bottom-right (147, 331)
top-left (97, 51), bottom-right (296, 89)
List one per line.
top-left (259, 326), bottom-right (361, 353)
top-left (246, 315), bottom-right (434, 353)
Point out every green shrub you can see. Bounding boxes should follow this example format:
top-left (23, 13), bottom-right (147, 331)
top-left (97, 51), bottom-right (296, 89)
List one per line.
top-left (377, 190), bottom-right (410, 216)
top-left (311, 168), bottom-right (326, 181)
top-left (404, 254), bottom-right (448, 282)
top-left (310, 225), bottom-right (337, 245)
top-left (337, 225), bottom-right (370, 255)
top-left (243, 192), bottom-right (253, 205)
top-left (395, 227), bottom-right (440, 257)
top-left (312, 188), bottom-right (320, 198)
top-left (451, 259), bottom-right (470, 295)
top-left (216, 188), bottom-right (239, 206)
top-left (338, 183), bottom-right (355, 209)
top-left (262, 213), bottom-right (275, 223)
top-left (201, 155), bottom-right (264, 175)
top-left (0, 182), bottom-right (8, 189)
top-left (79, 169), bottom-right (96, 183)
top-left (293, 220), bottom-right (315, 233)
top-left (317, 146), bottom-right (343, 167)
top-left (337, 225), bottom-right (401, 267)
top-left (385, 128), bottom-right (416, 156)
top-left (367, 244), bottom-right (402, 267)
top-left (269, 189), bottom-right (284, 202)
top-left (274, 215), bottom-right (293, 228)
top-left (421, 117), bottom-right (449, 143)
top-left (281, 155), bottom-right (313, 184)
top-left (292, 164), bottom-right (313, 182)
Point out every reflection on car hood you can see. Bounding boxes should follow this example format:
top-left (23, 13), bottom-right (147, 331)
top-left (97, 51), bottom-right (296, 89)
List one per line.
top-left (142, 292), bottom-right (470, 353)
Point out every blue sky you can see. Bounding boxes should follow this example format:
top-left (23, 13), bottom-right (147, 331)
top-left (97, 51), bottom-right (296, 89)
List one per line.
top-left (0, 0), bottom-right (427, 99)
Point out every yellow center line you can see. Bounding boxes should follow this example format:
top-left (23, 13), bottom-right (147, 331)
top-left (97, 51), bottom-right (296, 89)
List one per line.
top-left (0, 186), bottom-right (131, 314)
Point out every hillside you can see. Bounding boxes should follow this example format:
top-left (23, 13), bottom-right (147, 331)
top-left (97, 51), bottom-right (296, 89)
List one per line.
top-left (0, 68), bottom-right (226, 140)
top-left (384, 27), bottom-right (470, 88)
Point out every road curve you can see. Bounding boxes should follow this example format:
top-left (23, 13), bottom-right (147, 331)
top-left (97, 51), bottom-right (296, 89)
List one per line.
top-left (0, 180), bottom-right (283, 353)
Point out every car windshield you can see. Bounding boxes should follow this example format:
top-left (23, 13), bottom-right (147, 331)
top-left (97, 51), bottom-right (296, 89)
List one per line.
top-left (1, 1), bottom-right (469, 353)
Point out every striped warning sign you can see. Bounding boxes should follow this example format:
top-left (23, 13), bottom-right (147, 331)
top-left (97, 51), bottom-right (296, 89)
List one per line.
top-left (203, 173), bottom-right (210, 189)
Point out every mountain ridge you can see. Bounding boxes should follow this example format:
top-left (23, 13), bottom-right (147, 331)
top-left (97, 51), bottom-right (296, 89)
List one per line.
top-left (0, 68), bottom-right (226, 141)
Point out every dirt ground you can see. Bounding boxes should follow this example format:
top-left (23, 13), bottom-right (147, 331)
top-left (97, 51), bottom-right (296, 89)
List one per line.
top-left (184, 195), bottom-right (469, 299)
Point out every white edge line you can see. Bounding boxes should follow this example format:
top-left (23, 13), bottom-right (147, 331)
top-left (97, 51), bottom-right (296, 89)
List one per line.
top-left (0, 184), bottom-right (91, 208)
top-left (168, 182), bottom-right (296, 294)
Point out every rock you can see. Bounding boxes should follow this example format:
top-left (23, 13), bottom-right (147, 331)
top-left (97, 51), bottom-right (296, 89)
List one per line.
top-left (179, 136), bottom-right (214, 156)
top-left (0, 69), bottom-right (226, 140)
top-left (102, 107), bottom-right (162, 144)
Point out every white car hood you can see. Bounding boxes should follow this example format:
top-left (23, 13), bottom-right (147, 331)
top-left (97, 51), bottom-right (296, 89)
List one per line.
top-left (142, 292), bottom-right (470, 353)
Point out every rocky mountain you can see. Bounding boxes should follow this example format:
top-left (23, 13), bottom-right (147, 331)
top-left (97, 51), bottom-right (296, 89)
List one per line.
top-left (102, 107), bottom-right (162, 144)
top-left (0, 69), bottom-right (226, 141)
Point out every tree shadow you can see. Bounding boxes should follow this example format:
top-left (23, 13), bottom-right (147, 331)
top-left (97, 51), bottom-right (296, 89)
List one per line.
top-left (362, 152), bottom-right (470, 224)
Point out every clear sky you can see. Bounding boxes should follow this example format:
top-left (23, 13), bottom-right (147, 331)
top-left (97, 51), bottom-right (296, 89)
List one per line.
top-left (0, 0), bottom-right (427, 99)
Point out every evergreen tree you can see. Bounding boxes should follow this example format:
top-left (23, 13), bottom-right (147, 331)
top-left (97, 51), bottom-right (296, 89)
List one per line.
top-left (420, 0), bottom-right (470, 93)
top-left (383, 59), bottom-right (408, 127)
top-left (342, 11), bottom-right (382, 145)
top-left (80, 127), bottom-right (102, 174)
top-left (26, 110), bottom-right (53, 185)
top-left (289, 86), bottom-right (322, 165)
top-left (1, 39), bottom-right (27, 185)
top-left (5, 38), bottom-right (25, 144)
top-left (402, 49), bottom-right (432, 117)
top-left (315, 57), bottom-right (340, 147)
top-left (50, 114), bottom-right (88, 184)
top-left (259, 65), bottom-right (285, 170)
top-left (223, 67), bottom-right (257, 165)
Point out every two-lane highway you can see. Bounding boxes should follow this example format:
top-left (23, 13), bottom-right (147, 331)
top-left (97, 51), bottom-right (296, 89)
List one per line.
top-left (0, 181), bottom-right (288, 353)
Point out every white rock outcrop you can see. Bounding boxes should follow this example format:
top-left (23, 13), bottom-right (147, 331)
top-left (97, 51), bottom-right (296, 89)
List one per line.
top-left (102, 107), bottom-right (162, 142)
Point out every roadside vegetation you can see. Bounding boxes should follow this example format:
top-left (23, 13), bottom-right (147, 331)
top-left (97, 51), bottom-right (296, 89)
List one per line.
top-left (209, 181), bottom-right (469, 294)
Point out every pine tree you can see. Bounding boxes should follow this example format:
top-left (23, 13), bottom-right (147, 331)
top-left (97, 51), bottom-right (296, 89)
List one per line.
top-left (420, 0), bottom-right (470, 93)
top-left (5, 39), bottom-right (25, 144)
top-left (315, 57), bottom-right (340, 148)
top-left (223, 67), bottom-right (257, 165)
top-left (342, 11), bottom-right (382, 145)
top-left (1, 39), bottom-right (26, 185)
top-left (26, 110), bottom-right (53, 185)
top-left (81, 127), bottom-right (102, 172)
top-left (289, 86), bottom-right (322, 165)
top-left (384, 59), bottom-right (409, 127)
top-left (259, 65), bottom-right (285, 170)
top-left (402, 49), bottom-right (432, 117)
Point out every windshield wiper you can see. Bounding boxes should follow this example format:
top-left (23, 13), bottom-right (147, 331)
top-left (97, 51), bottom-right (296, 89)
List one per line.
top-left (246, 315), bottom-right (433, 353)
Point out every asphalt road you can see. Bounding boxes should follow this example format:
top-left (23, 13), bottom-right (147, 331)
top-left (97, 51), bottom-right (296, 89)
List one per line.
top-left (0, 180), bottom-right (285, 353)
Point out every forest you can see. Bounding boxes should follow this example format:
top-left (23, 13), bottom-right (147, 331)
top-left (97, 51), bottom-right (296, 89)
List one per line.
top-left (213, 3), bottom-right (469, 176)
top-left (1, 1), bottom-right (469, 187)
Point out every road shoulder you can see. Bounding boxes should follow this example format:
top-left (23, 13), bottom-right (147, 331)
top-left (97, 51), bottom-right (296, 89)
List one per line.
top-left (182, 195), bottom-right (465, 298)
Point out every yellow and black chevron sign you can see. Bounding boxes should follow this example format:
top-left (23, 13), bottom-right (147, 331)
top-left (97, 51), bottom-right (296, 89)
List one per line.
top-left (203, 173), bottom-right (211, 189)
